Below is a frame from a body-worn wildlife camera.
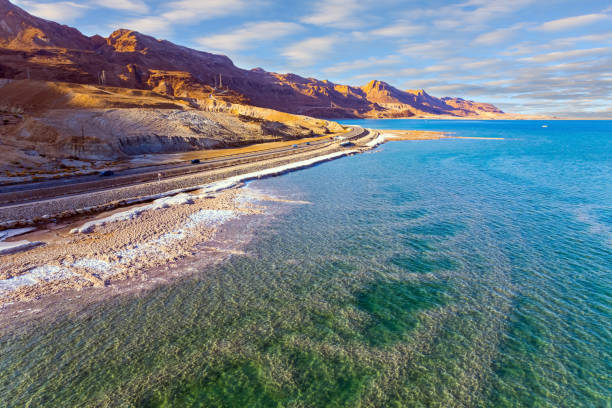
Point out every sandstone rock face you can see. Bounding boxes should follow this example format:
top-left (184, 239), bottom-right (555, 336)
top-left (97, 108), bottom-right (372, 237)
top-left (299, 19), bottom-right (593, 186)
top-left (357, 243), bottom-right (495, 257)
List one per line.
top-left (0, 0), bottom-right (507, 119)
top-left (0, 80), bottom-right (343, 166)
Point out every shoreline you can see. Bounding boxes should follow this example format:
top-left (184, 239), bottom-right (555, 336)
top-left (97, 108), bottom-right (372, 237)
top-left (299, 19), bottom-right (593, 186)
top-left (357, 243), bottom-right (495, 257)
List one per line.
top-left (0, 143), bottom-right (363, 230)
top-left (0, 149), bottom-right (362, 310)
top-left (0, 127), bottom-right (457, 311)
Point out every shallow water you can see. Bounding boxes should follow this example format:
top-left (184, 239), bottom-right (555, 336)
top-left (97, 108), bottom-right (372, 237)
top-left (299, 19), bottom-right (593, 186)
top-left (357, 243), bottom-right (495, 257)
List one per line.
top-left (1, 120), bottom-right (610, 407)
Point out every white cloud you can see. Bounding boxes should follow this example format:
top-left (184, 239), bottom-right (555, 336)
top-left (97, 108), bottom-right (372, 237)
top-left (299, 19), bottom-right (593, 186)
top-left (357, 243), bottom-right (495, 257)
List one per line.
top-left (115, 16), bottom-right (170, 36)
top-left (502, 32), bottom-right (612, 57)
top-left (461, 58), bottom-right (503, 70)
top-left (161, 0), bottom-right (252, 24)
top-left (400, 40), bottom-right (454, 58)
top-left (301, 0), bottom-right (364, 28)
top-left (322, 55), bottom-right (401, 74)
top-left (520, 47), bottom-right (610, 63)
top-left (114, 0), bottom-right (254, 37)
top-left (474, 24), bottom-right (525, 45)
top-left (408, 0), bottom-right (537, 31)
top-left (12, 0), bottom-right (89, 22)
top-left (370, 22), bottom-right (425, 38)
top-left (197, 21), bottom-right (302, 53)
top-left (282, 36), bottom-right (338, 65)
top-left (537, 13), bottom-right (610, 32)
top-left (92, 0), bottom-right (149, 13)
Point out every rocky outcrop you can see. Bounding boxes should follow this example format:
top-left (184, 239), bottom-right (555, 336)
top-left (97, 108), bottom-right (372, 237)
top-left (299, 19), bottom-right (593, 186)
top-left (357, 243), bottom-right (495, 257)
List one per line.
top-left (0, 0), bottom-right (509, 119)
top-left (0, 80), bottom-right (344, 169)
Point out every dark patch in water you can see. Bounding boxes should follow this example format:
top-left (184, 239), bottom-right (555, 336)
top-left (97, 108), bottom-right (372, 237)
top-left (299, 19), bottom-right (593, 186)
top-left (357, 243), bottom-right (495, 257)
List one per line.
top-left (390, 191), bottom-right (419, 206)
top-left (403, 237), bottom-right (436, 252)
top-left (139, 361), bottom-right (282, 408)
top-left (395, 208), bottom-right (429, 220)
top-left (410, 221), bottom-right (464, 237)
top-left (139, 349), bottom-right (374, 408)
top-left (390, 254), bottom-right (458, 273)
top-left (355, 280), bottom-right (449, 347)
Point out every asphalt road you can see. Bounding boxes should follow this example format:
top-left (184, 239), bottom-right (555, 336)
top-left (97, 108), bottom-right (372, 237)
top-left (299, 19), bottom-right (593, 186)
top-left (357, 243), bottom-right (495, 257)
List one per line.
top-left (0, 127), bottom-right (366, 207)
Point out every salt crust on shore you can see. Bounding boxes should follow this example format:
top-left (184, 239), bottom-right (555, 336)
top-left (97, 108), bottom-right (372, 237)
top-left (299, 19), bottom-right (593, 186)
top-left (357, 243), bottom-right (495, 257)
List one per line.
top-left (0, 150), bottom-right (356, 304)
top-left (0, 227), bottom-right (36, 241)
top-left (365, 133), bottom-right (387, 148)
top-left (70, 150), bottom-right (357, 234)
top-left (0, 189), bottom-right (250, 302)
top-left (0, 228), bottom-right (42, 255)
top-left (0, 240), bottom-right (43, 255)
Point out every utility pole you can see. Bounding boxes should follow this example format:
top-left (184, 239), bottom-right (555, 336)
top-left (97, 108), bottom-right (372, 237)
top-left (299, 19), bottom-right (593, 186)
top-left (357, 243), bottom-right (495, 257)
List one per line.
top-left (26, 67), bottom-right (30, 80)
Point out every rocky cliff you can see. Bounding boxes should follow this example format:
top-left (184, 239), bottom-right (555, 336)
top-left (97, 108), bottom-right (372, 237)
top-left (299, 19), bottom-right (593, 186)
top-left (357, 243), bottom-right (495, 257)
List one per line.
top-left (0, 79), bottom-right (343, 181)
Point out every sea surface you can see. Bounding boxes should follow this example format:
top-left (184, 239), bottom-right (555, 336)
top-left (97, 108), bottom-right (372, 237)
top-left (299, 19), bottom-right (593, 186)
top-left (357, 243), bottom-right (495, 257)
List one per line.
top-left (1, 120), bottom-right (610, 407)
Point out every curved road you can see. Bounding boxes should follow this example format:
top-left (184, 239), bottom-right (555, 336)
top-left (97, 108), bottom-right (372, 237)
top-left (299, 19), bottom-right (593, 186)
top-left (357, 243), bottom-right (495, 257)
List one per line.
top-left (0, 127), bottom-right (367, 208)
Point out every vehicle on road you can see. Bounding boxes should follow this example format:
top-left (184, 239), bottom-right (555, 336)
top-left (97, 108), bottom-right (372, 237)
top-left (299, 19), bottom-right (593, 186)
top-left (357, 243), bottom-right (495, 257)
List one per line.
top-left (292, 144), bottom-right (298, 148)
top-left (99, 170), bottom-right (114, 177)
top-left (191, 159), bottom-right (201, 164)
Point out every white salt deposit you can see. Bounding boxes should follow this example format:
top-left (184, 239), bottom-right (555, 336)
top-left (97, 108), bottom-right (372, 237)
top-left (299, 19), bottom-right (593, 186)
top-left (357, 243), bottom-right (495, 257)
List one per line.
top-left (116, 209), bottom-right (238, 263)
top-left (71, 150), bottom-right (356, 234)
top-left (71, 193), bottom-right (195, 234)
top-left (187, 209), bottom-right (237, 227)
top-left (0, 227), bottom-right (36, 242)
top-left (72, 258), bottom-right (113, 273)
top-left (365, 133), bottom-right (387, 148)
top-left (0, 240), bottom-right (43, 255)
top-left (0, 265), bottom-right (76, 293)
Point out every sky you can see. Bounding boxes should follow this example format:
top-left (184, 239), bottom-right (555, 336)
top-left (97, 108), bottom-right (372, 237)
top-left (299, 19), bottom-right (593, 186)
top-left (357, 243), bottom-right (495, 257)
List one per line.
top-left (12, 0), bottom-right (612, 117)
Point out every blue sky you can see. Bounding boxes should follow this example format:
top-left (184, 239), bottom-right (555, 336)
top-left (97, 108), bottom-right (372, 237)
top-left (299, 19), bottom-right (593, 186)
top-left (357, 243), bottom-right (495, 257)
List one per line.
top-left (12, 0), bottom-right (612, 116)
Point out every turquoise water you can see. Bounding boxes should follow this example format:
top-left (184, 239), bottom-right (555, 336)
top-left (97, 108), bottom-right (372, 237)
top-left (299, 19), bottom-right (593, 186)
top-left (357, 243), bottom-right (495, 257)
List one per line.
top-left (1, 120), bottom-right (611, 407)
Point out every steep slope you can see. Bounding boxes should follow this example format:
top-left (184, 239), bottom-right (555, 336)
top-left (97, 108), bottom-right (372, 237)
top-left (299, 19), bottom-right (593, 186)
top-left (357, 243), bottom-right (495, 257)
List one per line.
top-left (0, 0), bottom-right (509, 119)
top-left (0, 0), bottom-right (99, 50)
top-left (0, 79), bottom-right (343, 173)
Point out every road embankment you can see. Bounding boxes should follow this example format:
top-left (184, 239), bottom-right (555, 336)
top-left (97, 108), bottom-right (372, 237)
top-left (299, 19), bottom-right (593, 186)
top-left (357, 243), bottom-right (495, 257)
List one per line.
top-left (0, 127), bottom-right (369, 229)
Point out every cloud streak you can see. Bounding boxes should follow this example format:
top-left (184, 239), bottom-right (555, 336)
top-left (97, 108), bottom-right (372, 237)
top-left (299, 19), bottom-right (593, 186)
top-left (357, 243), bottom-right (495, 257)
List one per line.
top-left (300, 0), bottom-right (365, 28)
top-left (474, 24), bottom-right (526, 45)
top-left (537, 13), bottom-right (610, 32)
top-left (282, 35), bottom-right (339, 65)
top-left (197, 21), bottom-right (302, 53)
top-left (520, 47), bottom-right (610, 63)
top-left (13, 0), bottom-right (89, 22)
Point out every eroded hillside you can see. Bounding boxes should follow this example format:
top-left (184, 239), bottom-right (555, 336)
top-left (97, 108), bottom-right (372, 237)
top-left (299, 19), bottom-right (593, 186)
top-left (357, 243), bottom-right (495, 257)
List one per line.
top-left (0, 79), bottom-right (343, 181)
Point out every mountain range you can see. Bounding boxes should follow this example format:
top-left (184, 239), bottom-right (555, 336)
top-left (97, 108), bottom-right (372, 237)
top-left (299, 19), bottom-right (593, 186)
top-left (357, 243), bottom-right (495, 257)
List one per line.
top-left (0, 0), bottom-right (510, 119)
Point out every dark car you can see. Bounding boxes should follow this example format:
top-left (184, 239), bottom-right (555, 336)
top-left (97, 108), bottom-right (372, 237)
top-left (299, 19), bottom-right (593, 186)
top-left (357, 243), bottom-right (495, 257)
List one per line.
top-left (191, 159), bottom-right (201, 164)
top-left (305, 142), bottom-right (311, 145)
top-left (99, 170), bottom-right (114, 177)
top-left (292, 144), bottom-right (299, 148)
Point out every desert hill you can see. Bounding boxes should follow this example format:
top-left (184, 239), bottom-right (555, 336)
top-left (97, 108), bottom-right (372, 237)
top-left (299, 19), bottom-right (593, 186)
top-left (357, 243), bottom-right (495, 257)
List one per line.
top-left (0, 0), bottom-right (508, 119)
top-left (0, 78), bottom-right (343, 182)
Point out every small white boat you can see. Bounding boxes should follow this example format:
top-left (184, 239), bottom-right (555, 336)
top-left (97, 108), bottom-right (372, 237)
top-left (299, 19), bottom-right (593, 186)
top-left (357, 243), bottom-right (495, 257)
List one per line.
top-left (541, 125), bottom-right (548, 128)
